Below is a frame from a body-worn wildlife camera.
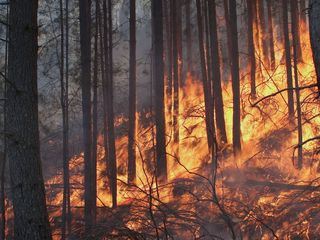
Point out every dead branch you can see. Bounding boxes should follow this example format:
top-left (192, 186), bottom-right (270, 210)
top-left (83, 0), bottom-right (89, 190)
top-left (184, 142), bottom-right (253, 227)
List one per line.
top-left (251, 83), bottom-right (318, 107)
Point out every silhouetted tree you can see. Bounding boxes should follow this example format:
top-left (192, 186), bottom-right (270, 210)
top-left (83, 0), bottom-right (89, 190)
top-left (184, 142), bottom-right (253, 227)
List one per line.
top-left (309, 0), bottom-right (320, 94)
top-left (128, 0), bottom-right (137, 183)
top-left (60, 0), bottom-right (71, 238)
top-left (291, 0), bottom-right (303, 61)
top-left (196, 0), bottom-right (214, 149)
top-left (282, 0), bottom-right (295, 122)
top-left (6, 0), bottom-right (52, 238)
top-left (227, 0), bottom-right (242, 154)
top-left (247, 0), bottom-right (256, 97)
top-left (290, 0), bottom-right (303, 168)
top-left (79, 0), bottom-right (95, 230)
top-left (152, 0), bottom-right (167, 180)
top-left (208, 0), bottom-right (228, 145)
top-left (267, 0), bottom-right (275, 70)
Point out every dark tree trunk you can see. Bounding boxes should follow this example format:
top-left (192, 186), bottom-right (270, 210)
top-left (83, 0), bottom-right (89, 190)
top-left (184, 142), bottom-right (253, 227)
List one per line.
top-left (0, 6), bottom-right (8, 239)
top-left (208, 0), bottom-right (228, 145)
top-left (99, 0), bottom-right (110, 202)
top-left (282, 0), bottom-right (295, 122)
top-left (267, 0), bottom-right (275, 70)
top-left (309, 0), bottom-right (320, 94)
top-left (79, 0), bottom-right (95, 230)
top-left (254, 0), bottom-right (262, 76)
top-left (223, 0), bottom-right (232, 70)
top-left (228, 0), bottom-right (241, 154)
top-left (257, 0), bottom-right (269, 66)
top-left (65, 0), bottom-right (71, 234)
top-left (152, 0), bottom-right (167, 181)
top-left (6, 0), bottom-right (52, 239)
top-left (185, 0), bottom-right (192, 75)
top-left (290, 0), bottom-right (303, 168)
top-left (91, 0), bottom-right (99, 222)
top-left (300, 0), bottom-right (307, 26)
top-left (196, 0), bottom-right (214, 149)
top-left (247, 0), bottom-right (256, 97)
top-left (60, 0), bottom-right (71, 238)
top-left (291, 0), bottom-right (303, 62)
top-left (128, 0), bottom-right (137, 184)
top-left (177, 0), bottom-right (183, 87)
top-left (171, 0), bottom-right (180, 158)
top-left (106, 0), bottom-right (117, 208)
top-left (204, 0), bottom-right (212, 93)
top-left (163, 0), bottom-right (173, 131)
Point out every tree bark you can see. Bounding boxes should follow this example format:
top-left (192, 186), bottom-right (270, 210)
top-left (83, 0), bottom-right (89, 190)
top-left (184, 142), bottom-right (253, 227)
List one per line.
top-left (185, 0), bottom-right (192, 75)
top-left (282, 0), bottom-right (295, 122)
top-left (247, 0), bottom-right (256, 97)
top-left (65, 0), bottom-right (71, 234)
top-left (291, 0), bottom-right (303, 168)
top-left (300, 0), bottom-right (307, 26)
top-left (291, 0), bottom-right (303, 62)
top-left (0, 6), bottom-right (8, 239)
top-left (91, 0), bottom-right (99, 222)
top-left (208, 0), bottom-right (228, 145)
top-left (6, 0), bottom-right (52, 238)
top-left (171, 0), bottom-right (180, 159)
top-left (60, 0), bottom-right (71, 237)
top-left (98, 0), bottom-right (110, 205)
top-left (106, 0), bottom-right (117, 208)
top-left (163, 0), bottom-right (173, 133)
top-left (152, 0), bottom-right (167, 181)
top-left (79, 0), bottom-right (95, 230)
top-left (257, 0), bottom-right (269, 66)
top-left (128, 0), bottom-right (137, 184)
top-left (196, 0), bottom-right (214, 149)
top-left (228, 0), bottom-right (242, 154)
top-left (267, 0), bottom-right (275, 70)
top-left (309, 0), bottom-right (320, 95)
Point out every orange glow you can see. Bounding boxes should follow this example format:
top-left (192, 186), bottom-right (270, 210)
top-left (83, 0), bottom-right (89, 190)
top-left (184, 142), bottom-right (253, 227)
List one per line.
top-left (44, 24), bottom-right (320, 239)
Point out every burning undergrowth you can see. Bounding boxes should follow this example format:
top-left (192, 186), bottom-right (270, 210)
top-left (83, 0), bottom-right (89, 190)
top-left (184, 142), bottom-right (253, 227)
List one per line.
top-left (42, 28), bottom-right (320, 239)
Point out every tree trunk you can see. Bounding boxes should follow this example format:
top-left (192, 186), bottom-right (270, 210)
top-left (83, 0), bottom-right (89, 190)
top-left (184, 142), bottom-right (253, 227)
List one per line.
top-left (247, 0), bottom-right (257, 98)
top-left (171, 0), bottom-right (180, 159)
top-left (291, 0), bottom-right (303, 62)
top-left (99, 0), bottom-right (110, 203)
top-left (152, 0), bottom-right (167, 181)
top-left (65, 0), bottom-right (71, 234)
top-left (282, 0), bottom-right (295, 122)
top-left (128, 0), bottom-right (137, 184)
top-left (309, 0), bottom-right (320, 94)
top-left (6, 0), bottom-right (52, 238)
top-left (163, 0), bottom-right (173, 133)
top-left (106, 0), bottom-right (117, 208)
top-left (291, 0), bottom-right (303, 168)
top-left (196, 0), bottom-right (214, 149)
top-left (257, 0), bottom-right (269, 66)
top-left (0, 6), bottom-right (8, 239)
top-left (60, 0), bottom-right (71, 237)
top-left (223, 0), bottom-right (232, 71)
top-left (228, 0), bottom-right (242, 154)
top-left (253, 0), bottom-right (262, 76)
top-left (208, 0), bottom-right (228, 145)
top-left (91, 0), bottom-right (99, 222)
top-left (267, 0), bottom-right (275, 70)
top-left (300, 0), bottom-right (307, 26)
top-left (185, 0), bottom-right (192, 75)
top-left (79, 0), bottom-right (95, 230)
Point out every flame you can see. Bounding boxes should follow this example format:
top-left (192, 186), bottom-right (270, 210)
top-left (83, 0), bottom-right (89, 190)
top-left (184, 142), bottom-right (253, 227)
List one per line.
top-left (41, 23), bottom-right (320, 239)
